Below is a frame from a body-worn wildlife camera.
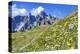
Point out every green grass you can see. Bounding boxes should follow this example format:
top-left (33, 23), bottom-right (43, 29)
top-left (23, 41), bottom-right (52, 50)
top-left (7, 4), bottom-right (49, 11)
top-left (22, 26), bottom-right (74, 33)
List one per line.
top-left (10, 11), bottom-right (78, 52)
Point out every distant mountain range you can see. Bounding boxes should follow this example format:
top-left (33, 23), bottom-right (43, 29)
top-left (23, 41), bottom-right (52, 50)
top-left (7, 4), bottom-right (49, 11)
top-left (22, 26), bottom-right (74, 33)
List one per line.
top-left (9, 8), bottom-right (59, 32)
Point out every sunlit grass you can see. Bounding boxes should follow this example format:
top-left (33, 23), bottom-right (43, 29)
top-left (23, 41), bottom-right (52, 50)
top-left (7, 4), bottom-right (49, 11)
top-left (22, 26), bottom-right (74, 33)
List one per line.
top-left (11, 12), bottom-right (78, 52)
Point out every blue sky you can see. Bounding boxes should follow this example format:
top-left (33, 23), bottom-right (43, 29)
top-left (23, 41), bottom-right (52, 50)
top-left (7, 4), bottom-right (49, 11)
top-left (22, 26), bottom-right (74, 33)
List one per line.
top-left (10, 1), bottom-right (78, 18)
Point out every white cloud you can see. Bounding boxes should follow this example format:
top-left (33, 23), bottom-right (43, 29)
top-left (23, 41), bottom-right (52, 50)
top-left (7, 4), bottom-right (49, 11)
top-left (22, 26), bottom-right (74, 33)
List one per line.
top-left (12, 4), bottom-right (28, 18)
top-left (37, 6), bottom-right (44, 14)
top-left (11, 5), bottom-right (44, 18)
top-left (31, 6), bottom-right (44, 16)
top-left (31, 8), bottom-right (37, 16)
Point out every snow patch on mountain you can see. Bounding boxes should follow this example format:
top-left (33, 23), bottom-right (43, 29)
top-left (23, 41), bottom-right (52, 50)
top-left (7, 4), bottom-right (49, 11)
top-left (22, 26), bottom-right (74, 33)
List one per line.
top-left (15, 22), bottom-right (25, 31)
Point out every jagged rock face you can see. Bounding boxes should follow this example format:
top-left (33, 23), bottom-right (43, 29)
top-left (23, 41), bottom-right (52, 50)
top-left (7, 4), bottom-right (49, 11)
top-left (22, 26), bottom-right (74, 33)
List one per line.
top-left (10, 16), bottom-right (24, 32)
top-left (10, 11), bottom-right (57, 32)
top-left (8, 3), bottom-right (58, 32)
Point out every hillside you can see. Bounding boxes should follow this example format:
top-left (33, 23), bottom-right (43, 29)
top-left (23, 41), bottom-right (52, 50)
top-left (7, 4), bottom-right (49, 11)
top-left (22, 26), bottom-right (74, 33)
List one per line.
top-left (11, 11), bottom-right (78, 52)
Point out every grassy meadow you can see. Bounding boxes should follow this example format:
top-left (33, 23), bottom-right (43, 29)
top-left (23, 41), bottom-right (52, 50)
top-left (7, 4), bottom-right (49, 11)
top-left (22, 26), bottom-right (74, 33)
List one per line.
top-left (10, 11), bottom-right (78, 52)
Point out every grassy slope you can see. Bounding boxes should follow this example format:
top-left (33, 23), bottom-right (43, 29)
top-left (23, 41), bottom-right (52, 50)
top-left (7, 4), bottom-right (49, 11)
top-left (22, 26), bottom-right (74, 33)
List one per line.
top-left (11, 12), bottom-right (78, 52)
